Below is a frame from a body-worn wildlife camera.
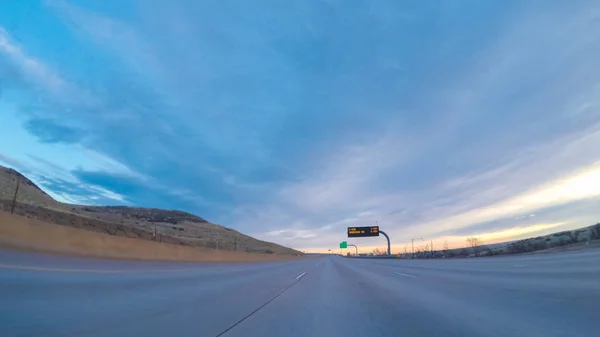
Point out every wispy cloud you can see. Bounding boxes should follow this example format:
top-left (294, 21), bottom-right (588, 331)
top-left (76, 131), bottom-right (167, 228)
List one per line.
top-left (1, 1), bottom-right (599, 251)
top-left (0, 152), bottom-right (24, 169)
top-left (0, 27), bottom-right (68, 95)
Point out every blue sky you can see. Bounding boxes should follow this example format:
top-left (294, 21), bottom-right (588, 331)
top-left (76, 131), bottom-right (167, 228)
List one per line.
top-left (1, 0), bottom-right (600, 252)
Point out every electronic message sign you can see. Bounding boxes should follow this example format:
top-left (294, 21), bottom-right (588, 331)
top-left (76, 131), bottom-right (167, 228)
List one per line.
top-left (347, 226), bottom-right (379, 238)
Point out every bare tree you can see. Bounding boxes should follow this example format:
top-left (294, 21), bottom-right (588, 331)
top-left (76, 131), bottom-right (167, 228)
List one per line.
top-left (415, 248), bottom-right (423, 258)
top-left (466, 237), bottom-right (482, 257)
top-left (443, 240), bottom-right (449, 258)
top-left (372, 248), bottom-right (386, 256)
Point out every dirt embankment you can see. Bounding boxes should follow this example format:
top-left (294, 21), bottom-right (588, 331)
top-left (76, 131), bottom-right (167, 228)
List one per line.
top-left (0, 212), bottom-right (306, 262)
top-left (0, 200), bottom-right (300, 255)
top-left (0, 200), bottom-right (190, 245)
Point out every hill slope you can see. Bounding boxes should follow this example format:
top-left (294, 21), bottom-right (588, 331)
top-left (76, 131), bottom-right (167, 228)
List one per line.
top-left (0, 167), bottom-right (63, 210)
top-left (0, 166), bottom-right (300, 255)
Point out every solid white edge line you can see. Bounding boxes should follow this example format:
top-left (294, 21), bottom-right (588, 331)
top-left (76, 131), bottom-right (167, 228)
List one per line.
top-left (295, 272), bottom-right (307, 280)
top-left (0, 264), bottom-right (146, 274)
top-left (0, 264), bottom-right (234, 274)
top-left (394, 271), bottom-right (417, 278)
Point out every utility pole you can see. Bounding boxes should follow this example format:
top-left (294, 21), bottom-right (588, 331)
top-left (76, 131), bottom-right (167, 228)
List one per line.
top-left (10, 175), bottom-right (21, 215)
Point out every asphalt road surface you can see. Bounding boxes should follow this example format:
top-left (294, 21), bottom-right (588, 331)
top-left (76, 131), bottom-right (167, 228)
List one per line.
top-left (1, 249), bottom-right (599, 337)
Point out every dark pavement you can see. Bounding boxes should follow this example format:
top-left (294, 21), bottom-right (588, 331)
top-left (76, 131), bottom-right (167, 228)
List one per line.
top-left (1, 249), bottom-right (599, 337)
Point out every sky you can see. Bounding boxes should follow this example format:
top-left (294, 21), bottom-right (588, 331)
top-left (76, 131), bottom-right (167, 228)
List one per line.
top-left (1, 0), bottom-right (600, 254)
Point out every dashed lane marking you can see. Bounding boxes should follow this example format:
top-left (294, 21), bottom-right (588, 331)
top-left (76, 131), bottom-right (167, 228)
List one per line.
top-left (295, 272), bottom-right (307, 280)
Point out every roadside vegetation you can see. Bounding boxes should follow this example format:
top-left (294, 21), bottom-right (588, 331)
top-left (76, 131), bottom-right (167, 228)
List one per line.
top-left (365, 224), bottom-right (600, 259)
top-left (399, 223), bottom-right (600, 259)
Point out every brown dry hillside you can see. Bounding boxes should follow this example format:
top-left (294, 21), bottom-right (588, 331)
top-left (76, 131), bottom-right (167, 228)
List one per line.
top-left (0, 166), bottom-right (301, 255)
top-left (0, 167), bottom-right (64, 210)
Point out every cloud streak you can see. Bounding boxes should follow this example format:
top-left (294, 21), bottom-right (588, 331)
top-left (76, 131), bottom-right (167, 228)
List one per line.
top-left (0, 1), bottom-right (599, 251)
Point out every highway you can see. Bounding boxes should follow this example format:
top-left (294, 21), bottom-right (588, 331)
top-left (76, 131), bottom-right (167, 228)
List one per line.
top-left (1, 249), bottom-right (599, 337)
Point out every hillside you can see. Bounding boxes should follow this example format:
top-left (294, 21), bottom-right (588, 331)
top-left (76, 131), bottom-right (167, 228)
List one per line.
top-left (0, 167), bottom-right (64, 210)
top-left (0, 166), bottom-right (301, 255)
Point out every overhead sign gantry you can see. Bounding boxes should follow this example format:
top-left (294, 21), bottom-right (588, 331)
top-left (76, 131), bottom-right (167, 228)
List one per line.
top-left (347, 225), bottom-right (391, 255)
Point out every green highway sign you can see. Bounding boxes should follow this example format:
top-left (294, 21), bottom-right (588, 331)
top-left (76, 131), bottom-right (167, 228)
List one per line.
top-left (340, 241), bottom-right (347, 249)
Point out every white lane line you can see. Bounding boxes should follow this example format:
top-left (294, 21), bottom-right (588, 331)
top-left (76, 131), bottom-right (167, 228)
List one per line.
top-left (295, 272), bottom-right (307, 280)
top-left (394, 271), bottom-right (417, 278)
top-left (0, 264), bottom-right (146, 274)
top-left (315, 264), bottom-right (319, 266)
top-left (0, 264), bottom-right (219, 274)
top-left (513, 264), bottom-right (526, 267)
